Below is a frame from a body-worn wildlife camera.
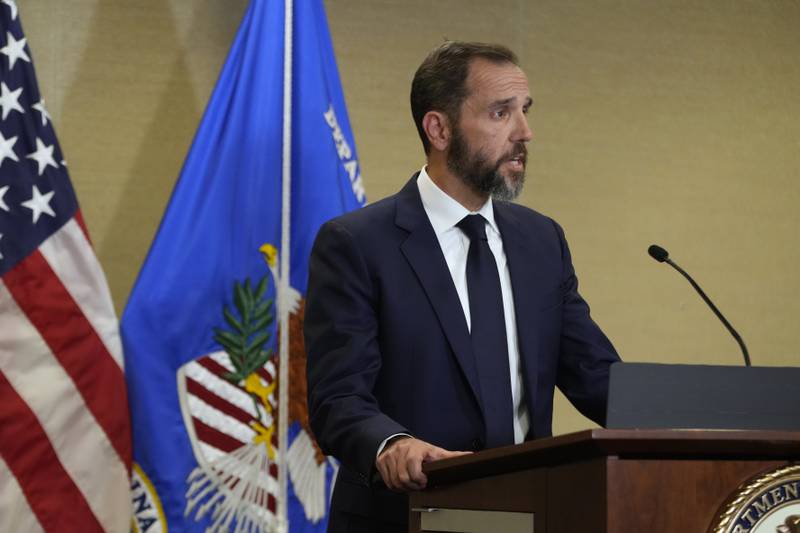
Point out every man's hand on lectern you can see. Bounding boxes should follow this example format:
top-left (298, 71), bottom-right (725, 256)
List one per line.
top-left (375, 436), bottom-right (471, 492)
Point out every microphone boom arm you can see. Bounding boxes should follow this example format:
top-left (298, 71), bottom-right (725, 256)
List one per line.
top-left (664, 258), bottom-right (751, 366)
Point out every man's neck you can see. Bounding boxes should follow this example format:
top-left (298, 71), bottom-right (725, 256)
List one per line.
top-left (425, 159), bottom-right (489, 212)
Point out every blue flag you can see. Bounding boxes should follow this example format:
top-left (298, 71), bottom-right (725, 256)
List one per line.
top-left (122, 0), bottom-right (364, 531)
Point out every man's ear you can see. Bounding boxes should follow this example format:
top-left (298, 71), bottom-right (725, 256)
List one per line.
top-left (422, 111), bottom-right (451, 152)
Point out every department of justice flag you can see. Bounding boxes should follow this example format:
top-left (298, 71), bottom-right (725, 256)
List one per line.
top-left (121, 0), bottom-right (365, 531)
top-left (0, 2), bottom-right (132, 532)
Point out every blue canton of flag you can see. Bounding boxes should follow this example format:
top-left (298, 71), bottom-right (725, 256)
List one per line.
top-left (121, 0), bottom-right (364, 532)
top-left (0, 1), bottom-right (132, 531)
top-left (0, 10), bottom-right (74, 266)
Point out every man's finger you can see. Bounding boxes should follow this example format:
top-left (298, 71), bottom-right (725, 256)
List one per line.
top-left (394, 444), bottom-right (425, 491)
top-left (376, 456), bottom-right (391, 488)
top-left (396, 454), bottom-right (412, 487)
top-left (406, 453), bottom-right (427, 487)
top-left (388, 448), bottom-right (404, 490)
top-left (424, 446), bottom-right (472, 462)
top-left (376, 446), bottom-right (401, 490)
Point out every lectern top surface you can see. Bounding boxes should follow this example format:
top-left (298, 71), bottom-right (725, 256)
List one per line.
top-left (423, 428), bottom-right (800, 486)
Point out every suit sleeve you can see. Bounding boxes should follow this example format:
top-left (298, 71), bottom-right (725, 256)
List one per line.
top-left (551, 220), bottom-right (621, 426)
top-left (304, 220), bottom-right (409, 481)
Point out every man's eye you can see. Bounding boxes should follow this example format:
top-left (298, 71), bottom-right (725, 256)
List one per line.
top-left (492, 110), bottom-right (506, 119)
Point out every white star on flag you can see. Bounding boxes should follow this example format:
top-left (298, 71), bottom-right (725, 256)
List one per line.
top-left (0, 130), bottom-right (18, 167)
top-left (0, 232), bottom-right (3, 259)
top-left (0, 31), bottom-right (29, 70)
top-left (32, 98), bottom-right (51, 126)
top-left (0, 81), bottom-right (23, 120)
top-left (21, 184), bottom-right (55, 223)
top-left (26, 137), bottom-right (58, 175)
top-left (1, 0), bottom-right (17, 20)
top-left (0, 184), bottom-right (8, 211)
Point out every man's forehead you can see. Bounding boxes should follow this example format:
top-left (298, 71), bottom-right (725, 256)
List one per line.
top-left (465, 58), bottom-right (531, 103)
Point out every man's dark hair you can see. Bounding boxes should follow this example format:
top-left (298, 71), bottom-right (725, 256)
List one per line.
top-left (410, 41), bottom-right (519, 154)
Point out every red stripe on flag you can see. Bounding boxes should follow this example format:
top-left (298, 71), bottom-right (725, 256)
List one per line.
top-left (196, 355), bottom-right (275, 385)
top-left (193, 417), bottom-right (246, 453)
top-left (196, 356), bottom-right (236, 379)
top-left (256, 365), bottom-right (273, 383)
top-left (186, 377), bottom-right (254, 425)
top-left (0, 371), bottom-right (105, 532)
top-left (3, 250), bottom-right (132, 471)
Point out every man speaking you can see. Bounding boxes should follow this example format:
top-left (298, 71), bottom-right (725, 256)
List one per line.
top-left (304, 41), bottom-right (620, 533)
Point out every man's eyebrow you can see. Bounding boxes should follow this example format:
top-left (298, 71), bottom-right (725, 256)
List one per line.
top-left (488, 96), bottom-right (534, 108)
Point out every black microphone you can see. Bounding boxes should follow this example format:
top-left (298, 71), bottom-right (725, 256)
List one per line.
top-left (647, 244), bottom-right (751, 366)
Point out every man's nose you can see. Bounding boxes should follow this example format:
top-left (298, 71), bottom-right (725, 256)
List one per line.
top-left (513, 113), bottom-right (533, 143)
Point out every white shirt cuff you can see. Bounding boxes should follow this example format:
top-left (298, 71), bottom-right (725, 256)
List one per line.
top-left (376, 433), bottom-right (413, 458)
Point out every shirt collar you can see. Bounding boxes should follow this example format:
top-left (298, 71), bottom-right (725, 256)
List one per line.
top-left (417, 166), bottom-right (498, 237)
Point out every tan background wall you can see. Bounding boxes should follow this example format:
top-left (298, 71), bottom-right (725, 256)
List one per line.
top-left (21, 1), bottom-right (800, 435)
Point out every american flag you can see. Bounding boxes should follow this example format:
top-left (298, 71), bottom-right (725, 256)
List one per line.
top-left (0, 2), bottom-right (131, 532)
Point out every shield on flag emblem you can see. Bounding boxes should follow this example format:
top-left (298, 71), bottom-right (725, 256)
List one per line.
top-left (177, 350), bottom-right (281, 529)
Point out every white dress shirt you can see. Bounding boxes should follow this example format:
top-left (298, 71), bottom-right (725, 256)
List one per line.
top-left (417, 167), bottom-right (530, 444)
top-left (376, 168), bottom-right (530, 458)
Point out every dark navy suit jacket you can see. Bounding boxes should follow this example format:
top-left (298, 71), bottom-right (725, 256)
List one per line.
top-left (304, 175), bottom-right (619, 530)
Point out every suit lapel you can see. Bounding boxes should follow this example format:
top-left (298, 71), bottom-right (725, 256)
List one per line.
top-left (494, 204), bottom-right (541, 406)
top-left (395, 176), bottom-right (484, 409)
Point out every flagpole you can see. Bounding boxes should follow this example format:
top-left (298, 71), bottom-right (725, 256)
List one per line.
top-left (279, 0), bottom-right (293, 530)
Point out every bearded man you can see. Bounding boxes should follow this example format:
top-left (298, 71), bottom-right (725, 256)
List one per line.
top-left (304, 41), bottom-right (620, 533)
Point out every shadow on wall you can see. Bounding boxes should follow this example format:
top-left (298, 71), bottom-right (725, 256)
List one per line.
top-left (59, 0), bottom-right (248, 315)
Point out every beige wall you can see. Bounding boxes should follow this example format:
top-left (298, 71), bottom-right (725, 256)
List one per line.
top-left (23, 1), bottom-right (800, 435)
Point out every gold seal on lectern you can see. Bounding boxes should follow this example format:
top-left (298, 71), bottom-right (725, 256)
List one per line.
top-left (709, 465), bottom-right (800, 533)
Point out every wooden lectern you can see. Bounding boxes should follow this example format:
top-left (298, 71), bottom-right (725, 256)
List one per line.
top-left (409, 429), bottom-right (800, 532)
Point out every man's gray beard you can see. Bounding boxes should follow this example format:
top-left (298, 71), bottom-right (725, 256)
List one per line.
top-left (446, 126), bottom-right (525, 201)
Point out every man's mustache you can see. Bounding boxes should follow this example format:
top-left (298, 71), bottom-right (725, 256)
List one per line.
top-left (502, 143), bottom-right (527, 163)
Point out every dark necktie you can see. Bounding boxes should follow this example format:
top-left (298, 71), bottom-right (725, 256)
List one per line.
top-left (457, 214), bottom-right (514, 448)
